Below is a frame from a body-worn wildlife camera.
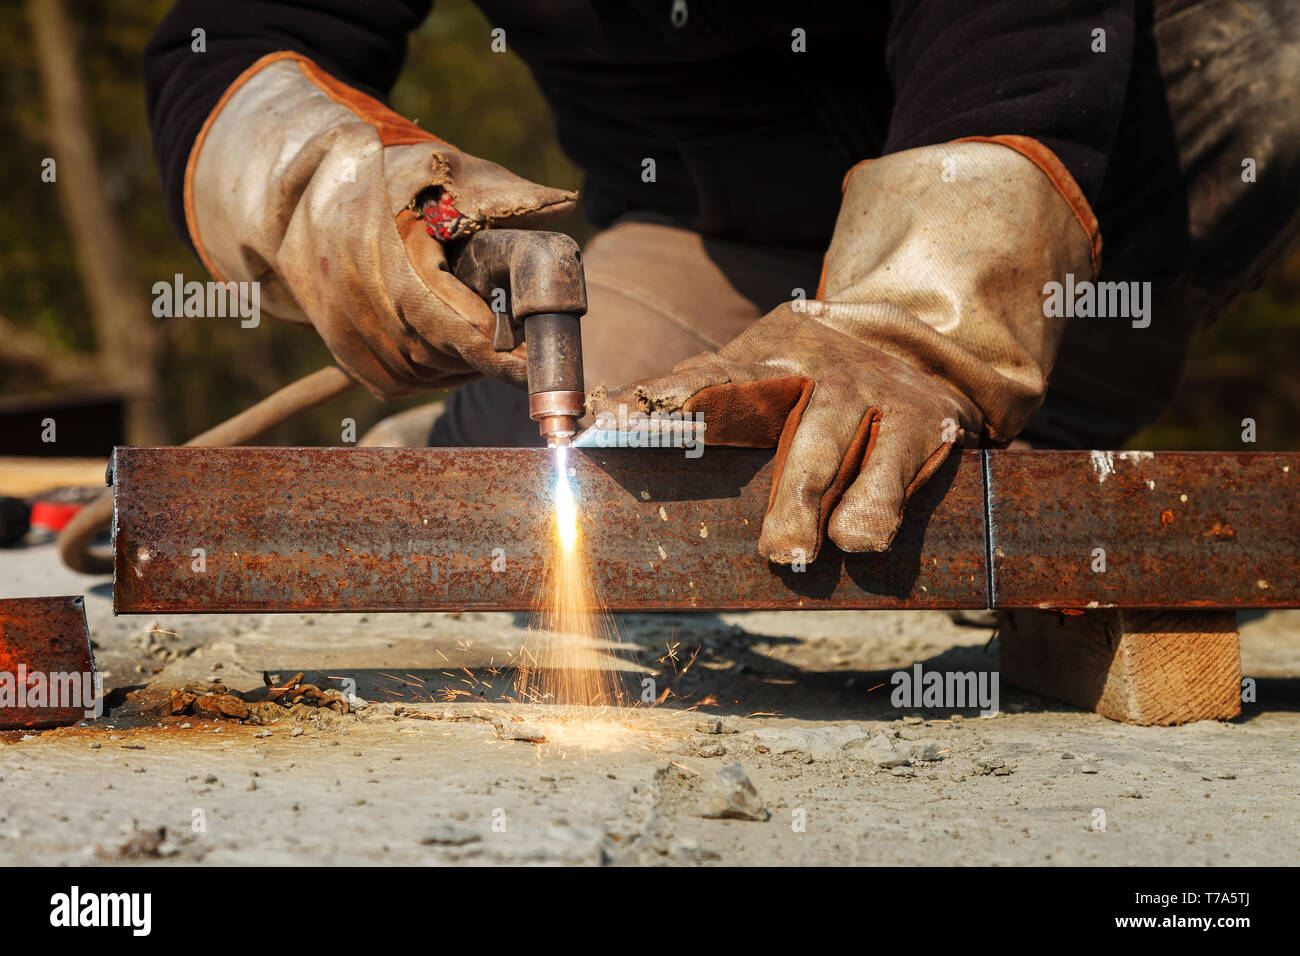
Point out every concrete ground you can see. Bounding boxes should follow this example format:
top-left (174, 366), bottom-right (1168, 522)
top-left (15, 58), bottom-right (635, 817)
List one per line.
top-left (1, 542), bottom-right (1297, 866)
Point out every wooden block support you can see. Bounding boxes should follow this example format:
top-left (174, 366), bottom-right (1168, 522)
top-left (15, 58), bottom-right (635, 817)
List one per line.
top-left (998, 609), bottom-right (1242, 725)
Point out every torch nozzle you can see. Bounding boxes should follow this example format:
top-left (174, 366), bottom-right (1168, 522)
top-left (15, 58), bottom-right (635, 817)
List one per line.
top-left (538, 414), bottom-right (579, 446)
top-left (530, 389), bottom-right (585, 447)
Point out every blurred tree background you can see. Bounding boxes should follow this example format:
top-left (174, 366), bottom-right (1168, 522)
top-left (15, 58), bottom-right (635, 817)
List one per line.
top-left (1, 0), bottom-right (1297, 449)
top-left (0, 0), bottom-right (584, 446)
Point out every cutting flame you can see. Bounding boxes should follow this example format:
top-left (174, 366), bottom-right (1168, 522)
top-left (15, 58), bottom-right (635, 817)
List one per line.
top-left (513, 444), bottom-right (630, 710)
top-left (553, 445), bottom-right (579, 551)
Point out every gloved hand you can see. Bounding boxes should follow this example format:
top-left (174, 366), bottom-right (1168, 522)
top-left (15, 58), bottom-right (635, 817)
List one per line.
top-left (593, 137), bottom-right (1100, 562)
top-left (185, 52), bottom-right (576, 398)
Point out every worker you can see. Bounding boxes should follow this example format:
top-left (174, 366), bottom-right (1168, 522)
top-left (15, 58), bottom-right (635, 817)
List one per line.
top-left (145, 1), bottom-right (1300, 564)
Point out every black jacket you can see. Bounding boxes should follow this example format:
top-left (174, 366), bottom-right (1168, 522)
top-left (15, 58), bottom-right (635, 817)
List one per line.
top-left (144, 0), bottom-right (1133, 249)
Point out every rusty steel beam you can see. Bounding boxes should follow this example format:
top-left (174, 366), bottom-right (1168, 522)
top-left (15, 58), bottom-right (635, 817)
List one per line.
top-left (109, 447), bottom-right (1300, 614)
top-left (0, 596), bottom-right (97, 729)
top-left (111, 446), bottom-right (987, 613)
top-left (987, 451), bottom-right (1300, 609)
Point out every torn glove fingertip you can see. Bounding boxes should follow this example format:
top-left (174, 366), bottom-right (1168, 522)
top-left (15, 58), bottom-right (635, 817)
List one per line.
top-left (757, 506), bottom-right (824, 567)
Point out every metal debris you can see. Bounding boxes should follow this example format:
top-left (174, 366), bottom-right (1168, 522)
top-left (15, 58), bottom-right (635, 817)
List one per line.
top-left (263, 671), bottom-right (351, 713)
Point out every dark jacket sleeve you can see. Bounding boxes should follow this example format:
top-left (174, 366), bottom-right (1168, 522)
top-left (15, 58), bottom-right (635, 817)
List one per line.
top-left (143, 0), bottom-right (433, 252)
top-left (882, 0), bottom-right (1134, 206)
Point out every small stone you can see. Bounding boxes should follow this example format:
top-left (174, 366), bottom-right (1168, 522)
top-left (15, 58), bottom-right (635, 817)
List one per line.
top-left (291, 727), bottom-right (304, 737)
top-left (889, 766), bottom-right (916, 778)
top-left (865, 735), bottom-right (910, 769)
top-left (902, 716), bottom-right (924, 725)
top-left (972, 756), bottom-right (1010, 776)
top-left (88, 742), bottom-right (102, 750)
top-left (670, 836), bottom-right (720, 863)
top-left (493, 719), bottom-right (546, 743)
top-left (1120, 789), bottom-right (1143, 798)
top-left (695, 719), bottom-right (724, 735)
top-left (912, 741), bottom-right (942, 762)
top-left (697, 762), bottom-right (767, 821)
top-left (1080, 764), bottom-right (1100, 774)
top-left (748, 725), bottom-right (870, 761)
top-left (1061, 752), bottom-right (1075, 759)
top-left (698, 743), bottom-right (726, 758)
top-left (421, 824), bottom-right (482, 846)
top-left (1217, 772), bottom-right (1237, 780)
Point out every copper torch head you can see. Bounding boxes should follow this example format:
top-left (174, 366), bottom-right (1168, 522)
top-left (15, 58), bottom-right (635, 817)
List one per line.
top-left (530, 391), bottom-right (585, 446)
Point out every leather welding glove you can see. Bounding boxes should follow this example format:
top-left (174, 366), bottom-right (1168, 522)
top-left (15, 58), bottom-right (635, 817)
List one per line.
top-left (185, 52), bottom-right (576, 398)
top-left (592, 137), bottom-right (1100, 562)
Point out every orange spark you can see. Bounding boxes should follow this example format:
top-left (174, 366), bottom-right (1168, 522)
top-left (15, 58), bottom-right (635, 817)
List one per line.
top-left (513, 446), bottom-right (632, 710)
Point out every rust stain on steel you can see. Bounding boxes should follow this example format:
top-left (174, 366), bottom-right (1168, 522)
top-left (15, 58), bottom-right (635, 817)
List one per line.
top-left (112, 446), bottom-right (988, 613)
top-left (0, 596), bottom-right (96, 729)
top-left (987, 451), bottom-right (1300, 609)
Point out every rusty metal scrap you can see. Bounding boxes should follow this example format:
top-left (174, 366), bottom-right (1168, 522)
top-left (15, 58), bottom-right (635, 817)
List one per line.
top-left (263, 671), bottom-right (350, 713)
top-left (110, 447), bottom-right (1300, 613)
top-left (137, 674), bottom-right (348, 721)
top-left (0, 595), bottom-right (97, 729)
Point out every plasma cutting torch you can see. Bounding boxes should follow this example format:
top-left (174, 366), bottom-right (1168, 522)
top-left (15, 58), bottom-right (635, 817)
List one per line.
top-left (451, 229), bottom-right (588, 446)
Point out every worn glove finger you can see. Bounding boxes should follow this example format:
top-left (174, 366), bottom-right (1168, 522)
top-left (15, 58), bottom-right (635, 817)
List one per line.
top-left (397, 212), bottom-right (531, 388)
top-left (828, 414), bottom-right (960, 552)
top-left (758, 380), bottom-right (878, 564)
top-left (590, 358), bottom-right (729, 424)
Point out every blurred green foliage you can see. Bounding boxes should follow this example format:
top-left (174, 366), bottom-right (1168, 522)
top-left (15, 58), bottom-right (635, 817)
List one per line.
top-left (1, 0), bottom-right (1297, 449)
top-left (1131, 255), bottom-right (1300, 450)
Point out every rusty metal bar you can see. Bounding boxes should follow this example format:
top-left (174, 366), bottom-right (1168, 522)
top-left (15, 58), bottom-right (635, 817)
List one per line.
top-left (0, 596), bottom-right (97, 729)
top-left (987, 451), bottom-right (1300, 609)
top-left (110, 447), bottom-right (1300, 614)
top-left (111, 446), bottom-right (987, 613)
